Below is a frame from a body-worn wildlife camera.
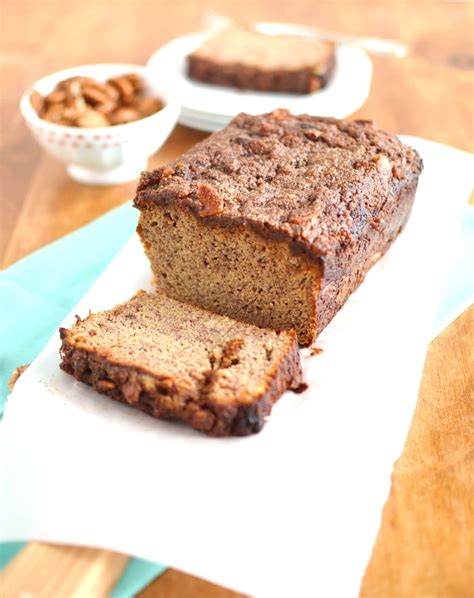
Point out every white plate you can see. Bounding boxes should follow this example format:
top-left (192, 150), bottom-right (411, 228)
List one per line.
top-left (2, 138), bottom-right (473, 597)
top-left (179, 109), bottom-right (228, 132)
top-left (147, 23), bottom-right (373, 132)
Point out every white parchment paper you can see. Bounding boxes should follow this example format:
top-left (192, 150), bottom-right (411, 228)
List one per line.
top-left (1, 137), bottom-right (472, 597)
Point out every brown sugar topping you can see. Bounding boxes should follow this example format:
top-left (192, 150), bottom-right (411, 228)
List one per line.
top-left (136, 110), bottom-right (422, 262)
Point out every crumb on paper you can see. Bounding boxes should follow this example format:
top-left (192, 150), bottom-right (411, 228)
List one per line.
top-left (8, 364), bottom-right (29, 393)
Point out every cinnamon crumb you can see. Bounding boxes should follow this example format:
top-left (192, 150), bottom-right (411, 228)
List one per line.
top-left (293, 382), bottom-right (309, 394)
top-left (197, 182), bottom-right (224, 216)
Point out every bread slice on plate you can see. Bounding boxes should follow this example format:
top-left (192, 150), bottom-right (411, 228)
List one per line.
top-left (187, 27), bottom-right (336, 94)
top-left (59, 291), bottom-right (302, 436)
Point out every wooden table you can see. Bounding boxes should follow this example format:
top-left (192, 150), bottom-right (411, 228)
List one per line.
top-left (1, 1), bottom-right (473, 596)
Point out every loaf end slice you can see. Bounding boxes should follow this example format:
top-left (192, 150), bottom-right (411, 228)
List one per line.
top-left (59, 291), bottom-right (302, 436)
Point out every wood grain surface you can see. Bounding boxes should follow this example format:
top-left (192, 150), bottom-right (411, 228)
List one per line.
top-left (1, 1), bottom-right (473, 596)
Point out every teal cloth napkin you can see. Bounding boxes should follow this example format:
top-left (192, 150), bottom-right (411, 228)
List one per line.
top-left (0, 541), bottom-right (166, 598)
top-left (1, 202), bottom-right (473, 594)
top-left (0, 202), bottom-right (137, 415)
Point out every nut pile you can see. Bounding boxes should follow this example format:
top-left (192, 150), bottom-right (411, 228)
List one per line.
top-left (30, 73), bottom-right (163, 127)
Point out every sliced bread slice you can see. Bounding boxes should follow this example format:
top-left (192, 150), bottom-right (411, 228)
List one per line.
top-left (59, 291), bottom-right (302, 436)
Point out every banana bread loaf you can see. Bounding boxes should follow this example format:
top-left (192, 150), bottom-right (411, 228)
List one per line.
top-left (187, 28), bottom-right (335, 94)
top-left (135, 110), bottom-right (423, 346)
top-left (59, 291), bottom-right (302, 436)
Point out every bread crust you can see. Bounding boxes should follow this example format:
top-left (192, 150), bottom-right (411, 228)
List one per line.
top-left (187, 55), bottom-right (336, 94)
top-left (314, 178), bottom-right (418, 334)
top-left (59, 317), bottom-right (302, 437)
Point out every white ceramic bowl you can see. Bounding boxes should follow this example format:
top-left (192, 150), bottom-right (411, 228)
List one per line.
top-left (20, 64), bottom-right (180, 185)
